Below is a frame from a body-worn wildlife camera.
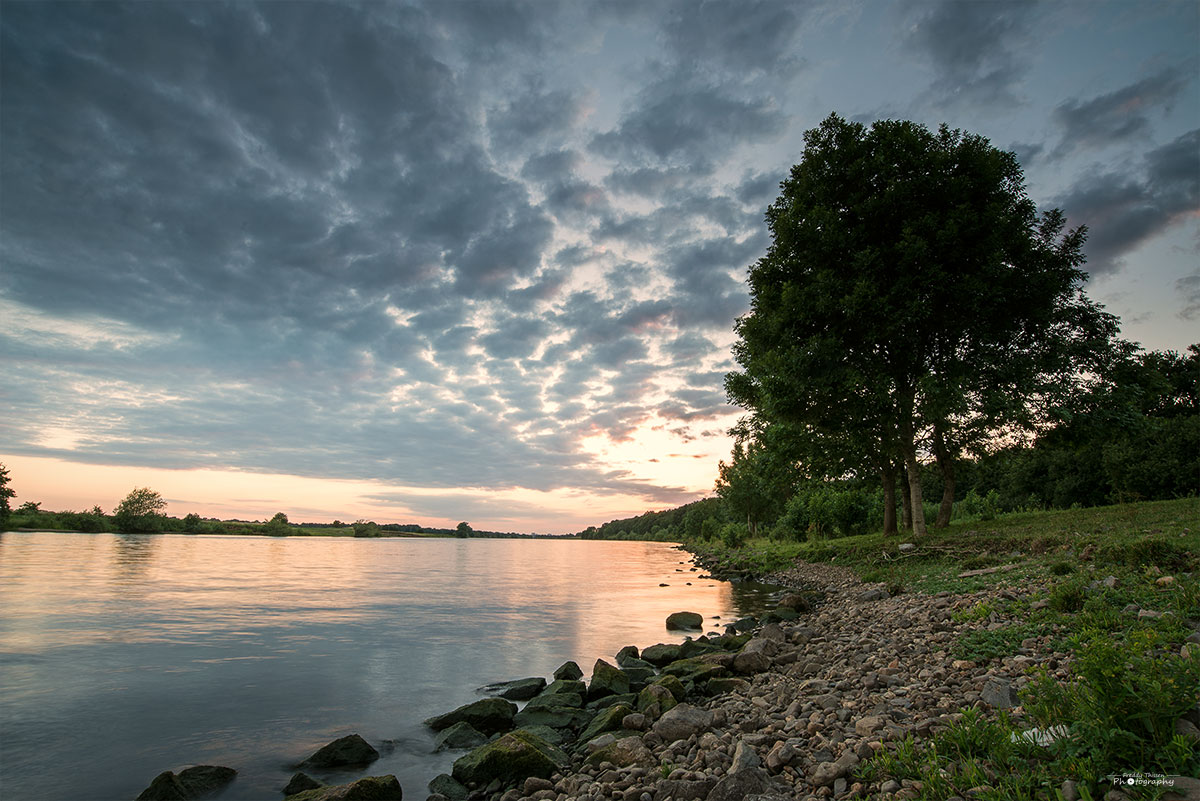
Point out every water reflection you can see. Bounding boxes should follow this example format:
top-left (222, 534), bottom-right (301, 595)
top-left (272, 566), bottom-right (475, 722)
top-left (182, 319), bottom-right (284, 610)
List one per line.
top-left (0, 533), bottom-right (795, 801)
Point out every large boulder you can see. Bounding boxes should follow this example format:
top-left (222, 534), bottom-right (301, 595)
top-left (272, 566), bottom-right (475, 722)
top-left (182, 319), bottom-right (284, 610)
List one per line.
top-left (576, 703), bottom-right (634, 745)
top-left (636, 683), bottom-right (678, 719)
top-left (427, 774), bottom-right (468, 801)
top-left (479, 677), bottom-right (546, 701)
top-left (513, 702), bottom-right (592, 731)
top-left (526, 691), bottom-right (583, 709)
top-left (451, 729), bottom-right (568, 787)
top-left (660, 656), bottom-right (730, 685)
top-left (284, 773), bottom-right (324, 796)
top-left (666, 611), bottom-right (703, 630)
top-left (651, 703), bottom-right (714, 742)
top-left (286, 775), bottom-right (402, 801)
top-left (539, 678), bottom-right (587, 698)
top-left (303, 734), bottom-right (380, 768)
top-left (424, 697), bottom-right (517, 735)
top-left (552, 661), bottom-right (583, 681)
top-left (639, 643), bottom-right (683, 666)
top-left (136, 766), bottom-right (237, 800)
top-left (433, 721), bottom-right (488, 751)
top-left (587, 659), bottom-right (631, 700)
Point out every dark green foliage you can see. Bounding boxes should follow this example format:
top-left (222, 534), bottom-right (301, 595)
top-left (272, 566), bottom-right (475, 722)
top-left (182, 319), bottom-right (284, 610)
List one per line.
top-left (455, 521), bottom-right (473, 538)
top-left (264, 512), bottom-right (290, 536)
top-left (113, 487), bottom-right (167, 533)
top-left (352, 519), bottom-right (381, 537)
top-left (1048, 579), bottom-right (1086, 613)
top-left (0, 463), bottom-right (14, 529)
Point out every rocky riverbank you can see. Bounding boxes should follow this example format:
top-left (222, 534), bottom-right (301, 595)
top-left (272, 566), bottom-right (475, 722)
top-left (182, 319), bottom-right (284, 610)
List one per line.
top-left (413, 550), bottom-right (1199, 801)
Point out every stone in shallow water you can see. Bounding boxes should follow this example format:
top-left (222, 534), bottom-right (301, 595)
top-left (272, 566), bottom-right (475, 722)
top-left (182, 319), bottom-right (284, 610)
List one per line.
top-left (303, 733), bottom-right (380, 768)
top-left (286, 775), bottom-right (402, 800)
top-left (135, 765), bottom-right (238, 801)
top-left (479, 676), bottom-right (546, 701)
top-left (665, 611), bottom-right (704, 630)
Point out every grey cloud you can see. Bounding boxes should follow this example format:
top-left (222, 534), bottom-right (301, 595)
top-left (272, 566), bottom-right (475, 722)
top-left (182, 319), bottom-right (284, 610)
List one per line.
top-left (659, 0), bottom-right (808, 75)
top-left (1051, 69), bottom-right (1189, 158)
top-left (1055, 129), bottom-right (1200, 275)
top-left (589, 75), bottom-right (787, 165)
top-left (488, 80), bottom-right (582, 156)
top-left (479, 315), bottom-right (551, 360)
top-left (1177, 274), bottom-right (1200, 321)
top-left (903, 0), bottom-right (1040, 107)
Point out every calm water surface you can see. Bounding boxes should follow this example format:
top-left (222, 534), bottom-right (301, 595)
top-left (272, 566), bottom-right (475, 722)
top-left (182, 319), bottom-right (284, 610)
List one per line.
top-left (0, 532), bottom-right (784, 800)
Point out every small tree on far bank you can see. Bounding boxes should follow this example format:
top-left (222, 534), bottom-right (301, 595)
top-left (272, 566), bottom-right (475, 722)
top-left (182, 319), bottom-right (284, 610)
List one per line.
top-left (264, 512), bottom-right (290, 536)
top-left (456, 521), bottom-right (473, 538)
top-left (114, 487), bottom-right (167, 533)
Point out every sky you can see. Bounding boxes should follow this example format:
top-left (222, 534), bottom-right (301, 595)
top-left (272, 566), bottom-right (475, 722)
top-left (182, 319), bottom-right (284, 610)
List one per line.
top-left (1, 0), bottom-right (1197, 534)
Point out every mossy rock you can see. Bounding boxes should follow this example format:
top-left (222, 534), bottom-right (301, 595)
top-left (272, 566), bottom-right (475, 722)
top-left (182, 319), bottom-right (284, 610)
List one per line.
top-left (649, 674), bottom-right (687, 701)
top-left (424, 697), bottom-right (517, 735)
top-left (587, 692), bottom-right (637, 712)
top-left (286, 775), bottom-right (402, 800)
top-left (711, 633), bottom-right (753, 651)
top-left (576, 702), bottom-right (634, 745)
top-left (513, 724), bottom-right (567, 746)
top-left (428, 773), bottom-right (468, 801)
top-left (513, 702), bottom-right (592, 731)
top-left (451, 729), bottom-right (568, 787)
top-left (614, 645), bottom-right (641, 666)
top-left (588, 658), bottom-right (630, 700)
top-left (540, 678), bottom-right (587, 698)
top-left (552, 660), bottom-right (584, 680)
top-left (526, 691), bottom-right (583, 709)
top-left (660, 656), bottom-right (730, 684)
top-left (433, 721), bottom-right (488, 751)
top-left (136, 766), bottom-right (238, 800)
top-left (678, 637), bottom-right (722, 658)
top-left (639, 643), bottom-right (683, 666)
top-left (619, 665), bottom-right (656, 688)
top-left (479, 676), bottom-right (546, 701)
top-left (666, 611), bottom-right (704, 630)
top-left (637, 683), bottom-right (678, 718)
top-left (584, 734), bottom-right (657, 768)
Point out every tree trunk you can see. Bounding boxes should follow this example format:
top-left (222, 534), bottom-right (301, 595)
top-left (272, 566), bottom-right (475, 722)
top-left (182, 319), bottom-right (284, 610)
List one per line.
top-left (933, 424), bottom-right (955, 529)
top-left (900, 461), bottom-right (913, 531)
top-left (900, 415), bottom-right (927, 537)
top-left (880, 464), bottom-right (898, 536)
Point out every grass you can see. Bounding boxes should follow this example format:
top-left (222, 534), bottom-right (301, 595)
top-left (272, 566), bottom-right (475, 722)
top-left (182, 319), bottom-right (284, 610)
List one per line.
top-left (686, 497), bottom-right (1200, 800)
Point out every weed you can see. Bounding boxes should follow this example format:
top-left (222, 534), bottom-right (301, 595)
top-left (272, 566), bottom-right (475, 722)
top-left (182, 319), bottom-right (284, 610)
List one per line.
top-left (1050, 560), bottom-right (1075, 576)
top-left (954, 623), bottom-right (1039, 662)
top-left (1049, 579), bottom-right (1087, 613)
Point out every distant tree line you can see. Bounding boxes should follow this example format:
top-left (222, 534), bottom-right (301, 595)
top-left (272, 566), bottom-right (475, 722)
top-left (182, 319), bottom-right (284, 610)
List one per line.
top-left (578, 115), bottom-right (1197, 546)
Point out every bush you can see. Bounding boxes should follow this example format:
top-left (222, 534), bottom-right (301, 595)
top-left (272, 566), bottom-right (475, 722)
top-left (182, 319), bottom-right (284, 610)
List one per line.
top-left (958, 489), bottom-right (1002, 521)
top-left (720, 522), bottom-right (747, 548)
top-left (1048, 579), bottom-right (1086, 613)
top-left (113, 488), bottom-right (167, 533)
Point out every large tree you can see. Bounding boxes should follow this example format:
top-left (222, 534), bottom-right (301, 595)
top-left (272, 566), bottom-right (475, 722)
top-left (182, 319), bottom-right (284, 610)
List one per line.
top-left (727, 114), bottom-right (1116, 536)
top-left (113, 487), bottom-right (167, 533)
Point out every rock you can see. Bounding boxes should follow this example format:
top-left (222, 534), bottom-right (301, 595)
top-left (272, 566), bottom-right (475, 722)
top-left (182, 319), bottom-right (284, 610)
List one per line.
top-left (666, 611), bottom-right (704, 630)
top-left (1175, 718), bottom-right (1200, 744)
top-left (588, 692), bottom-right (637, 711)
top-left (588, 658), bottom-right (631, 699)
top-left (427, 774), bottom-right (468, 801)
top-left (1061, 780), bottom-right (1079, 801)
top-left (136, 766), bottom-right (238, 800)
top-left (1157, 576), bottom-right (1176, 587)
top-left (622, 712), bottom-right (648, 730)
top-left (539, 678), bottom-right (587, 698)
top-left (732, 650), bottom-right (771, 674)
top-left (705, 766), bottom-right (775, 800)
top-left (480, 677), bottom-right (546, 701)
top-left (730, 739), bottom-right (761, 772)
top-left (524, 776), bottom-right (555, 794)
top-left (577, 703), bottom-right (634, 744)
top-left (655, 779), bottom-right (714, 800)
top-left (302, 734), bottom-right (380, 768)
top-left (640, 642), bottom-right (684, 665)
top-left (284, 772), bottom-right (324, 796)
top-left (553, 660), bottom-right (583, 681)
top-left (981, 677), bottom-right (1020, 709)
top-left (898, 543), bottom-right (916, 553)
top-left (808, 751), bottom-right (859, 787)
top-left (652, 703), bottom-right (714, 741)
top-left (433, 721), bottom-right (488, 751)
top-left (880, 779), bottom-right (901, 793)
top-left (512, 701), bottom-right (592, 730)
top-left (777, 593), bottom-right (814, 613)
top-left (636, 683), bottom-right (678, 718)
top-left (856, 588), bottom-right (890, 602)
top-left (424, 697), bottom-right (517, 735)
top-left (583, 735), bottom-right (656, 768)
top-left (285, 775), bottom-right (402, 801)
top-left (650, 674), bottom-right (687, 700)
top-left (765, 740), bottom-right (798, 772)
top-left (705, 677), bottom-right (751, 695)
top-left (1164, 776), bottom-right (1200, 801)
top-left (661, 656), bottom-right (731, 685)
top-left (451, 729), bottom-right (568, 788)
top-left (855, 716), bottom-right (885, 736)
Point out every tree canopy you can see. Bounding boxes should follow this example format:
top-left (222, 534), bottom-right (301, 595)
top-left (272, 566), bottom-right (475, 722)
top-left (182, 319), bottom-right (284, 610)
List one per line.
top-left (727, 114), bottom-right (1117, 536)
top-left (113, 487), bottom-right (168, 533)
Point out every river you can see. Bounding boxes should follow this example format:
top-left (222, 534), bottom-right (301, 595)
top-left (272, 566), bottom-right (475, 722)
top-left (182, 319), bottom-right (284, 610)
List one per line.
top-left (0, 531), bottom-right (784, 800)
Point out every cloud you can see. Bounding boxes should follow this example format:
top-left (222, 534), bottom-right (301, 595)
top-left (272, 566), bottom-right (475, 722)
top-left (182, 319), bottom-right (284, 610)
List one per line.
top-left (1177, 274), bottom-right (1200, 321)
top-left (589, 75), bottom-right (787, 166)
top-left (1051, 69), bottom-right (1189, 158)
top-left (902, 0), bottom-right (1041, 107)
top-left (1055, 129), bottom-right (1200, 275)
